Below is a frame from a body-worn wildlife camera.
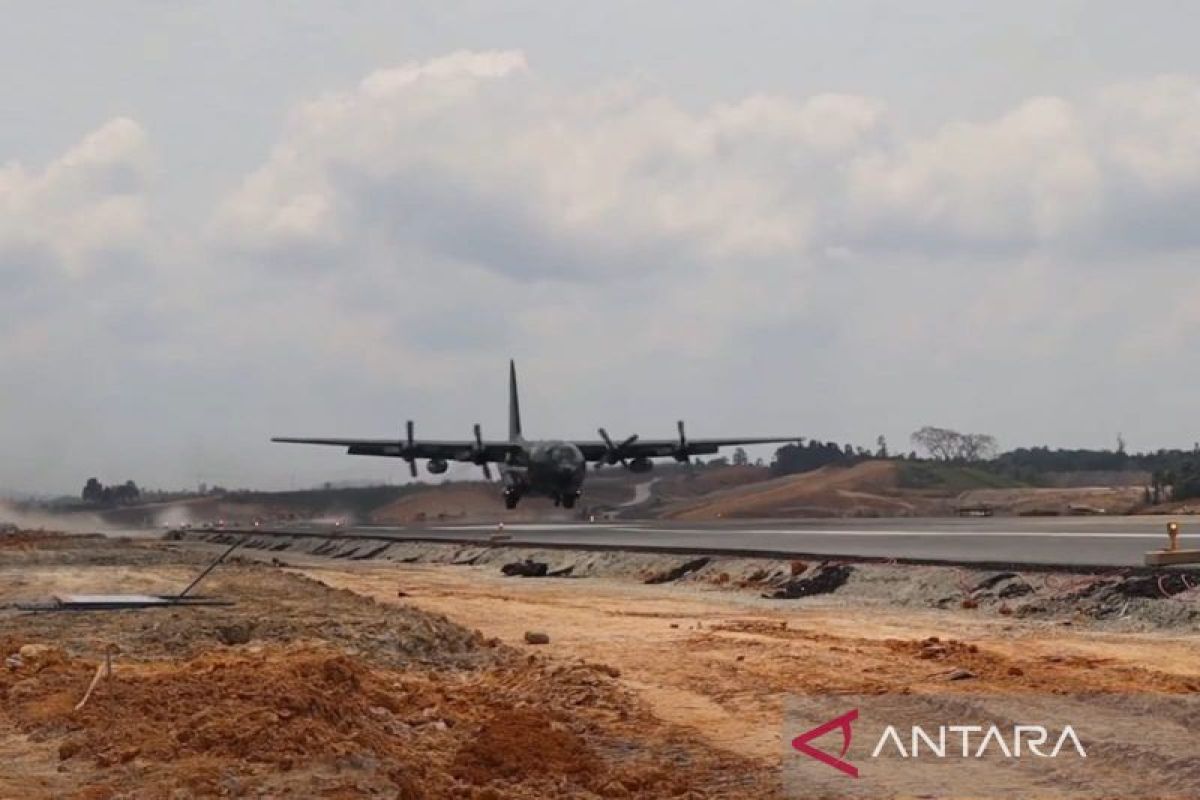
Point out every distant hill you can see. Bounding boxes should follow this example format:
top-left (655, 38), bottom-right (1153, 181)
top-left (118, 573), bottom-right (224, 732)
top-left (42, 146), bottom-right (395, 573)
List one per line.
top-left (659, 461), bottom-right (929, 519)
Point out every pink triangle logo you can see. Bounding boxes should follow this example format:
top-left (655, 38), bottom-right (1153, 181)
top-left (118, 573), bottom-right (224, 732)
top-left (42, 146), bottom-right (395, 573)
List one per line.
top-left (791, 708), bottom-right (859, 778)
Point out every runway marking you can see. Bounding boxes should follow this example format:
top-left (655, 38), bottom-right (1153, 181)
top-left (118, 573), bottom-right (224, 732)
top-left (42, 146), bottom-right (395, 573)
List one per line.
top-left (614, 527), bottom-right (1195, 540)
top-left (426, 523), bottom-right (624, 531)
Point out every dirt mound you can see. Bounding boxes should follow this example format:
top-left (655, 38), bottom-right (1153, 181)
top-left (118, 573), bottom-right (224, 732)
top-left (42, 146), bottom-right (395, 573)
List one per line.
top-left (0, 540), bottom-right (784, 798)
top-left (2, 566), bottom-right (492, 669)
top-left (451, 707), bottom-right (596, 785)
top-left (1, 641), bottom-right (774, 799)
top-left (0, 644), bottom-right (438, 796)
top-left (24, 650), bottom-right (398, 765)
top-left (661, 461), bottom-right (922, 519)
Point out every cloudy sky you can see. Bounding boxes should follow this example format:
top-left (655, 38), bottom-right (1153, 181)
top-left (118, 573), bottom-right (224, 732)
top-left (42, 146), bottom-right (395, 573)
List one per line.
top-left (3, 2), bottom-right (1200, 494)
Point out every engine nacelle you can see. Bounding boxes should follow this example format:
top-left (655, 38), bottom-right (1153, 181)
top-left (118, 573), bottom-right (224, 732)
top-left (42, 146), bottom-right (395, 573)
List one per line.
top-left (427, 458), bottom-right (449, 474)
top-left (628, 457), bottom-right (654, 474)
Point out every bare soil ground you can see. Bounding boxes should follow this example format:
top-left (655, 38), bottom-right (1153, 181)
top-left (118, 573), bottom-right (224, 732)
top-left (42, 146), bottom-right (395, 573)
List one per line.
top-left (303, 560), bottom-right (1200, 767)
top-left (7, 532), bottom-right (1200, 799)
top-left (0, 534), bottom-right (778, 799)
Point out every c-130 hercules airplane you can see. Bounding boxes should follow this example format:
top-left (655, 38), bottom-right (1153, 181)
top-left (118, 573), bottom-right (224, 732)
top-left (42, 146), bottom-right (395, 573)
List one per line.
top-left (273, 361), bottom-right (799, 509)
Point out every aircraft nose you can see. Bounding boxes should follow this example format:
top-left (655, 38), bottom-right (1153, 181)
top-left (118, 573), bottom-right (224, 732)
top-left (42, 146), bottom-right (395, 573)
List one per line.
top-left (553, 444), bottom-right (583, 465)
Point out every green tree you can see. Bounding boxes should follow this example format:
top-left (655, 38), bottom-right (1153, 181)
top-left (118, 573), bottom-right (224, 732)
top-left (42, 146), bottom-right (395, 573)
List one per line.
top-left (82, 478), bottom-right (104, 504)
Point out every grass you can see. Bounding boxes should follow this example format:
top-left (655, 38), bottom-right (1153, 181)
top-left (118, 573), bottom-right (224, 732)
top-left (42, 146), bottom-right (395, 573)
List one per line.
top-left (896, 462), bottom-right (1030, 491)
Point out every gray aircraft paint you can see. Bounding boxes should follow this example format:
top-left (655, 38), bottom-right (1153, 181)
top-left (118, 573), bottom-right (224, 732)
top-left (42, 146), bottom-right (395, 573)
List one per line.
top-left (273, 361), bottom-right (798, 509)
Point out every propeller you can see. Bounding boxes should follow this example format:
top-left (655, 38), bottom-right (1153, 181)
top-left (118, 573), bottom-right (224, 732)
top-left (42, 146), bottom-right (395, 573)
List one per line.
top-left (470, 423), bottom-right (493, 481)
top-left (673, 419), bottom-right (690, 463)
top-left (597, 427), bottom-right (639, 467)
top-left (403, 419), bottom-right (417, 478)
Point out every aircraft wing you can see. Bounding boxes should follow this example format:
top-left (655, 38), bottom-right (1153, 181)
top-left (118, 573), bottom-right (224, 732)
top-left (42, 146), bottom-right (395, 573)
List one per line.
top-left (573, 436), bottom-right (800, 462)
top-left (271, 437), bottom-right (520, 462)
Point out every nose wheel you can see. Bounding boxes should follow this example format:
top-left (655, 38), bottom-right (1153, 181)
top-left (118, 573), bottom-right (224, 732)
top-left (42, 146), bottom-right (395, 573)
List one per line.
top-left (503, 489), bottom-right (521, 510)
top-left (560, 492), bottom-right (579, 510)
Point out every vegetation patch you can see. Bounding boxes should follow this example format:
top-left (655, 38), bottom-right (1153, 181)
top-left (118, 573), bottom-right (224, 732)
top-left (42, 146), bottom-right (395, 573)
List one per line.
top-left (897, 462), bottom-right (1028, 491)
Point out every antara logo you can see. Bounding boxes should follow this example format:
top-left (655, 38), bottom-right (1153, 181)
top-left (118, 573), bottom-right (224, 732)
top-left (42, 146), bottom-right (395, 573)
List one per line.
top-left (791, 709), bottom-right (859, 778)
top-left (792, 710), bottom-right (1088, 778)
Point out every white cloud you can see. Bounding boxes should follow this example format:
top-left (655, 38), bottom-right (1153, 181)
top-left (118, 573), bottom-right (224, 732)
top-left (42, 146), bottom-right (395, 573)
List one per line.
top-left (0, 117), bottom-right (152, 278)
top-left (844, 96), bottom-right (1103, 248)
top-left (8, 52), bottom-right (1200, 491)
top-left (203, 55), bottom-right (1200, 447)
top-left (1097, 75), bottom-right (1200, 191)
top-left (215, 51), bottom-right (888, 275)
top-left (208, 57), bottom-right (1200, 383)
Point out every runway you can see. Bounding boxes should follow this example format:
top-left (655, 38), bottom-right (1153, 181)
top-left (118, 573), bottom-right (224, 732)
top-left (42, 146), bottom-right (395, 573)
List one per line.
top-left (270, 515), bottom-right (1198, 569)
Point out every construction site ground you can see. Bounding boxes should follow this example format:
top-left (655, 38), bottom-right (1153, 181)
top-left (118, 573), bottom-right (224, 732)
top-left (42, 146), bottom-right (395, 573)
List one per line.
top-left (4, 531), bottom-right (1200, 798)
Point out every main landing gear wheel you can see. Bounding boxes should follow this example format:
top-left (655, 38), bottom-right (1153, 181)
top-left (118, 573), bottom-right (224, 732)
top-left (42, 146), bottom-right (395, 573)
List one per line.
top-left (504, 493), bottom-right (519, 510)
top-left (562, 496), bottom-right (576, 510)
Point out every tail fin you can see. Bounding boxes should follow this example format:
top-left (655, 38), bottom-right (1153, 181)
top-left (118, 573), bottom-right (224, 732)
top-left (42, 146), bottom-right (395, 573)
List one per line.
top-left (508, 359), bottom-right (523, 441)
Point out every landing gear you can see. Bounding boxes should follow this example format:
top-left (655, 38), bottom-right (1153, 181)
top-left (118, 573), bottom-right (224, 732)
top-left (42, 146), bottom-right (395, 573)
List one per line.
top-left (562, 495), bottom-right (576, 510)
top-left (503, 489), bottom-right (520, 510)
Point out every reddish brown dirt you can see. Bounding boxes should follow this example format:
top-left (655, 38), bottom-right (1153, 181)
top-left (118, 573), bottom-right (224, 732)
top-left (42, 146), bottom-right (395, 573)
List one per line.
top-left (309, 561), bottom-right (1200, 766)
top-left (449, 707), bottom-right (597, 785)
top-left (1, 642), bottom-right (772, 799)
top-left (0, 535), bottom-right (782, 799)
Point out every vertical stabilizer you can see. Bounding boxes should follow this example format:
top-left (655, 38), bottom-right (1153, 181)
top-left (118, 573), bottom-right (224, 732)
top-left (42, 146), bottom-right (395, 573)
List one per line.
top-left (508, 359), bottom-right (523, 441)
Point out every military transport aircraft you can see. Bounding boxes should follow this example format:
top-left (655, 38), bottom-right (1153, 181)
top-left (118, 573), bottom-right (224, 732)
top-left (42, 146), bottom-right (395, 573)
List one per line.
top-left (273, 361), bottom-right (799, 509)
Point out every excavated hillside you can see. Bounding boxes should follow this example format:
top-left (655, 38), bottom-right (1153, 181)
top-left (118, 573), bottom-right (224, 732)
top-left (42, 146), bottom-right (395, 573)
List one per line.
top-left (660, 461), bottom-right (933, 519)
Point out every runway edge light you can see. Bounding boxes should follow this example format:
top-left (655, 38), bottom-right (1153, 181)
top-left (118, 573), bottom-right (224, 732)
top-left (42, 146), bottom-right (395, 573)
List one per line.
top-left (1144, 520), bottom-right (1200, 566)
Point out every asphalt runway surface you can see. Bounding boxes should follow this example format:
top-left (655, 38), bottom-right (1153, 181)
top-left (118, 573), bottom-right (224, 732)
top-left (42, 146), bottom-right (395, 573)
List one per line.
top-left (271, 515), bottom-right (1200, 569)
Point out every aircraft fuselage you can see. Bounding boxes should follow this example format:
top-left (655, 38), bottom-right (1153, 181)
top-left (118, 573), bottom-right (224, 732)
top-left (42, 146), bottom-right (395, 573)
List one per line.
top-left (503, 439), bottom-right (586, 509)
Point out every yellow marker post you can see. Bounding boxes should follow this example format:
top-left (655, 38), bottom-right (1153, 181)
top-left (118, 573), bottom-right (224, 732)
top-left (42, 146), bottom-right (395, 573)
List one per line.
top-left (1146, 521), bottom-right (1199, 566)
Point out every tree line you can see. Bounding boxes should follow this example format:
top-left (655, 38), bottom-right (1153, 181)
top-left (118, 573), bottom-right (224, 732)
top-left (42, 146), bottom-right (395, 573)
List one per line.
top-left (81, 478), bottom-right (141, 506)
top-left (768, 427), bottom-right (1200, 503)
